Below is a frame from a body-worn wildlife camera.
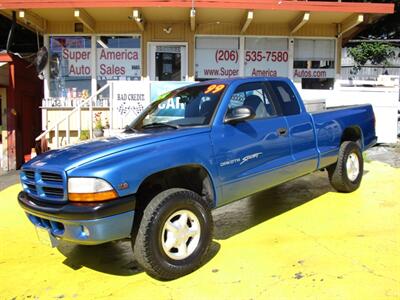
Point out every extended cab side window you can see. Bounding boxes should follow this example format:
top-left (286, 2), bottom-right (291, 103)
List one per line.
top-left (227, 82), bottom-right (278, 120)
top-left (268, 81), bottom-right (300, 116)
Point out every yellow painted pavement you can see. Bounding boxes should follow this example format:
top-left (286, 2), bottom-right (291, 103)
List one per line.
top-left (0, 161), bottom-right (399, 299)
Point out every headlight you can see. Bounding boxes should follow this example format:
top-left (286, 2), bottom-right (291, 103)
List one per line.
top-left (68, 177), bottom-right (118, 202)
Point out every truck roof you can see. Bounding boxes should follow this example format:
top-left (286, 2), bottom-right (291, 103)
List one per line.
top-left (195, 77), bottom-right (291, 86)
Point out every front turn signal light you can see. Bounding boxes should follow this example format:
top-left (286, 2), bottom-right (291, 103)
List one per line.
top-left (68, 190), bottom-right (118, 202)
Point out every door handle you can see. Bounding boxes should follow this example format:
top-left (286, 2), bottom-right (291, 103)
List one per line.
top-left (277, 128), bottom-right (288, 136)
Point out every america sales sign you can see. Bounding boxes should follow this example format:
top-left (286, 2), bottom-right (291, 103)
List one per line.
top-left (60, 48), bottom-right (141, 78)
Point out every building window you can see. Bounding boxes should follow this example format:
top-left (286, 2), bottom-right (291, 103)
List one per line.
top-left (244, 38), bottom-right (289, 78)
top-left (293, 39), bottom-right (335, 89)
top-left (96, 36), bottom-right (141, 83)
top-left (48, 36), bottom-right (92, 101)
top-left (96, 36), bottom-right (141, 105)
top-left (195, 37), bottom-right (240, 80)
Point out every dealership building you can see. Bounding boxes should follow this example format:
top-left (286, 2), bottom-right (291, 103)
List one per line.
top-left (0, 0), bottom-right (395, 169)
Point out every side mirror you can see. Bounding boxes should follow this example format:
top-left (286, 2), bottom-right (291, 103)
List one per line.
top-left (225, 106), bottom-right (255, 124)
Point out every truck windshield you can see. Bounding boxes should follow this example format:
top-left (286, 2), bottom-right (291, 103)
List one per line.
top-left (130, 83), bottom-right (227, 130)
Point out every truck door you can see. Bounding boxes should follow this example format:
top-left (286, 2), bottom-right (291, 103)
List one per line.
top-left (211, 82), bottom-right (293, 205)
top-left (266, 80), bottom-right (318, 177)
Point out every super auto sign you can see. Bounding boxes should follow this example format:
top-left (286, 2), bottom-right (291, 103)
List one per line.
top-left (61, 48), bottom-right (141, 78)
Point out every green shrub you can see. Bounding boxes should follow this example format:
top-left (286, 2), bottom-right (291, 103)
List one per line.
top-left (80, 130), bottom-right (90, 140)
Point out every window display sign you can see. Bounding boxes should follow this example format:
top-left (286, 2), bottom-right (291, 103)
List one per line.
top-left (293, 39), bottom-right (336, 89)
top-left (97, 48), bottom-right (141, 79)
top-left (111, 81), bottom-right (150, 128)
top-left (96, 36), bottom-right (141, 81)
top-left (293, 39), bottom-right (335, 79)
top-left (195, 37), bottom-right (240, 79)
top-left (49, 36), bottom-right (92, 98)
top-left (244, 38), bottom-right (289, 77)
top-left (195, 49), bottom-right (239, 79)
top-left (62, 48), bottom-right (91, 77)
top-left (293, 68), bottom-right (335, 79)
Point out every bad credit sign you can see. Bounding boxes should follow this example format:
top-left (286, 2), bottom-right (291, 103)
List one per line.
top-left (111, 81), bottom-right (150, 129)
top-left (97, 48), bottom-right (141, 79)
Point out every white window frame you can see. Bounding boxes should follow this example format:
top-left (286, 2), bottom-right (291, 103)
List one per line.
top-left (292, 36), bottom-right (337, 83)
top-left (147, 41), bottom-right (188, 81)
top-left (43, 33), bottom-right (142, 99)
top-left (194, 34), bottom-right (337, 81)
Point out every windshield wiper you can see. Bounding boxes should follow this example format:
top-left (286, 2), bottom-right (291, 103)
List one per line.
top-left (141, 123), bottom-right (179, 130)
top-left (124, 125), bottom-right (138, 133)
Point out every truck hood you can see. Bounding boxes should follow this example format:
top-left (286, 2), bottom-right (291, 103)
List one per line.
top-left (24, 127), bottom-right (209, 172)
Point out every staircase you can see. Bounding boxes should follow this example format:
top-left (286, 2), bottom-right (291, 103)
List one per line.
top-left (36, 83), bottom-right (114, 149)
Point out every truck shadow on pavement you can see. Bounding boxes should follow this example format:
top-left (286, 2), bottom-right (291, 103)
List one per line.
top-left (58, 170), bottom-right (334, 276)
top-left (58, 235), bottom-right (221, 277)
top-left (212, 170), bottom-right (335, 240)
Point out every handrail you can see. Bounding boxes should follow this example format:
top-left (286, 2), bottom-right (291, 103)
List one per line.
top-left (36, 83), bottom-right (111, 144)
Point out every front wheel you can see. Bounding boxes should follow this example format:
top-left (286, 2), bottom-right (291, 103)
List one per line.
top-left (133, 188), bottom-right (213, 280)
top-left (327, 141), bottom-right (364, 193)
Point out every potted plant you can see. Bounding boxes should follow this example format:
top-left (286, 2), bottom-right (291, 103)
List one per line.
top-left (93, 112), bottom-right (104, 138)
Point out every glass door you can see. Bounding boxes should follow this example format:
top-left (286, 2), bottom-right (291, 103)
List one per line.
top-left (149, 43), bottom-right (187, 81)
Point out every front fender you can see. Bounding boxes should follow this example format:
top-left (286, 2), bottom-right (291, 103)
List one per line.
top-left (67, 131), bottom-right (221, 201)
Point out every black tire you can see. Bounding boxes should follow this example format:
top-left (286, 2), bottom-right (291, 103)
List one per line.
top-left (133, 188), bottom-right (213, 280)
top-left (327, 141), bottom-right (364, 193)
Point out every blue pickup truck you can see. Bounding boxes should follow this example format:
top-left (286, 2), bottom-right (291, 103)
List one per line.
top-left (18, 77), bottom-right (376, 279)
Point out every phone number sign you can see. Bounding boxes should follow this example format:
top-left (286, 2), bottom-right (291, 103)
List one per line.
top-left (195, 48), bottom-right (289, 79)
top-left (244, 50), bottom-right (289, 77)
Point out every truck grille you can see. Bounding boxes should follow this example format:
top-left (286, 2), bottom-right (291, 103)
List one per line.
top-left (20, 169), bottom-right (67, 202)
top-left (25, 170), bottom-right (35, 180)
top-left (41, 172), bottom-right (63, 183)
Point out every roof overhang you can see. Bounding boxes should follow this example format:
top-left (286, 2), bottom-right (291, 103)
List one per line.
top-left (0, 1), bottom-right (394, 39)
top-left (0, 1), bottom-right (395, 13)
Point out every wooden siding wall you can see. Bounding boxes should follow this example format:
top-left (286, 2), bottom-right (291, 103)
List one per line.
top-left (46, 21), bottom-right (337, 78)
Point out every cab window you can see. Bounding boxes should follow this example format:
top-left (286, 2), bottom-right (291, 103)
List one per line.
top-left (268, 81), bottom-right (300, 116)
top-left (227, 82), bottom-right (278, 120)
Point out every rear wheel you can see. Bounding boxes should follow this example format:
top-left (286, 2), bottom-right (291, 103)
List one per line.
top-left (327, 141), bottom-right (364, 193)
top-left (133, 188), bottom-right (213, 280)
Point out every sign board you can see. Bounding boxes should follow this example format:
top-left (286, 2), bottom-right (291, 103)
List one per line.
top-left (244, 50), bottom-right (289, 77)
top-left (97, 48), bottom-right (141, 80)
top-left (111, 81), bottom-right (150, 129)
top-left (195, 48), bottom-right (240, 79)
top-left (195, 37), bottom-right (239, 79)
top-left (293, 68), bottom-right (335, 79)
top-left (61, 48), bottom-right (91, 77)
top-left (244, 38), bottom-right (289, 77)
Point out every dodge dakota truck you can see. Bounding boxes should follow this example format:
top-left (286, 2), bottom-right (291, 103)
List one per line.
top-left (18, 77), bottom-right (376, 279)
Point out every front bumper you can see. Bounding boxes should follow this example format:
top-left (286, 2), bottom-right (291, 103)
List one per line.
top-left (18, 191), bottom-right (136, 245)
